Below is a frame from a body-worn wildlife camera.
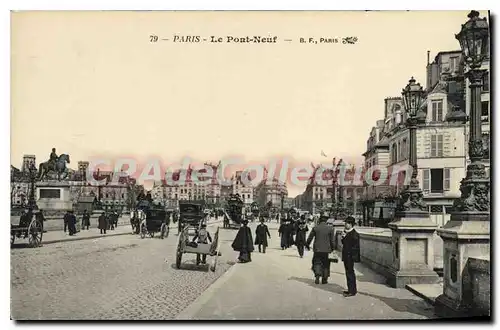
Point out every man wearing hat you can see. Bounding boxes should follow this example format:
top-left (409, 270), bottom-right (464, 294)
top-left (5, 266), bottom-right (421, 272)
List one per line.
top-left (341, 216), bottom-right (360, 297)
top-left (305, 211), bottom-right (335, 284)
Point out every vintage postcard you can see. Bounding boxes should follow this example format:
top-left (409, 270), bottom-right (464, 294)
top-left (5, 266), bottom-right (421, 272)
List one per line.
top-left (10, 10), bottom-right (491, 320)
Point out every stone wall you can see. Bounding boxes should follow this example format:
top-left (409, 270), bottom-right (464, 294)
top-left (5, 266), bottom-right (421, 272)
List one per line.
top-left (464, 257), bottom-right (490, 316)
top-left (336, 227), bottom-right (393, 278)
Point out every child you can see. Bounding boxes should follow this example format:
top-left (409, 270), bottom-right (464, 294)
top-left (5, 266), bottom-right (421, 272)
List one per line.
top-left (295, 219), bottom-right (309, 258)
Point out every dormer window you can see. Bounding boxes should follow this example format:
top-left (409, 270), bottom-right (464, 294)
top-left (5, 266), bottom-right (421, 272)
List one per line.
top-left (431, 100), bottom-right (443, 121)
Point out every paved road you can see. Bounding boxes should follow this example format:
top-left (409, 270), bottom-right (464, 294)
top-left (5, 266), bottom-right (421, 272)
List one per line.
top-left (178, 222), bottom-right (438, 320)
top-left (11, 219), bottom-right (238, 320)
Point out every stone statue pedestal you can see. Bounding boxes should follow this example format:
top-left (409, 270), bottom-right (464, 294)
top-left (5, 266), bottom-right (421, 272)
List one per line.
top-left (387, 212), bottom-right (440, 288)
top-left (435, 218), bottom-right (490, 317)
top-left (36, 181), bottom-right (72, 216)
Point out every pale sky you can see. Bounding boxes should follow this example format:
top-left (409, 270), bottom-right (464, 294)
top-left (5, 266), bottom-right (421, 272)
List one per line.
top-left (10, 10), bottom-right (486, 196)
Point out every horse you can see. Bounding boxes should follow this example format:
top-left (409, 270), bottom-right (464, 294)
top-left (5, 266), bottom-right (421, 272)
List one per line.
top-left (130, 209), bottom-right (146, 234)
top-left (38, 154), bottom-right (71, 181)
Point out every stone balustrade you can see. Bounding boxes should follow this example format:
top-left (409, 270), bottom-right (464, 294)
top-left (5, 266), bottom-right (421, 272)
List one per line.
top-left (335, 227), bottom-right (393, 279)
top-left (335, 226), bottom-right (443, 283)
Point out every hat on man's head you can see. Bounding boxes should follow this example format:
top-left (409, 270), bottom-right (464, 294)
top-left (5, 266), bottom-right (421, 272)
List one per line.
top-left (345, 216), bottom-right (356, 225)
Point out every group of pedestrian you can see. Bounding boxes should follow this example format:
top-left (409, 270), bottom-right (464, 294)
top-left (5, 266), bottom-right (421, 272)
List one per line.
top-left (229, 210), bottom-right (361, 298)
top-left (276, 214), bottom-right (310, 258)
top-left (97, 211), bottom-right (119, 234)
top-left (63, 210), bottom-right (78, 236)
top-left (305, 214), bottom-right (360, 297)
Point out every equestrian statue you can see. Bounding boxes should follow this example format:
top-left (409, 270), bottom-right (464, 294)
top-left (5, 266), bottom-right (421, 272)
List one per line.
top-left (37, 147), bottom-right (71, 181)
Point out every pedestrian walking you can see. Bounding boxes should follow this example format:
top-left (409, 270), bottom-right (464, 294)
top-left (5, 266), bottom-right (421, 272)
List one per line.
top-left (278, 220), bottom-right (289, 250)
top-left (231, 220), bottom-right (254, 263)
top-left (305, 211), bottom-right (335, 284)
top-left (63, 210), bottom-right (71, 233)
top-left (81, 210), bottom-right (90, 230)
top-left (295, 219), bottom-right (309, 258)
top-left (67, 210), bottom-right (77, 236)
top-left (254, 217), bottom-right (271, 253)
top-left (98, 212), bottom-right (108, 234)
top-left (341, 216), bottom-right (360, 297)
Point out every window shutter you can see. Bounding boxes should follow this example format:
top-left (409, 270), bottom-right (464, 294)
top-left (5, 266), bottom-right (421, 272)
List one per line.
top-left (444, 168), bottom-right (450, 191)
top-left (431, 135), bottom-right (436, 157)
top-left (423, 169), bottom-right (430, 192)
top-left (438, 135), bottom-right (444, 157)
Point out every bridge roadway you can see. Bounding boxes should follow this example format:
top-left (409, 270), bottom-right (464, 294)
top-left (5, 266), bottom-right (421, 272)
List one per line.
top-left (11, 219), bottom-right (437, 320)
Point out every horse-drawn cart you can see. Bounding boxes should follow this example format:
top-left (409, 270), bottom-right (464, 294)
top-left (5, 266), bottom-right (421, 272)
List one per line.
top-left (11, 212), bottom-right (43, 248)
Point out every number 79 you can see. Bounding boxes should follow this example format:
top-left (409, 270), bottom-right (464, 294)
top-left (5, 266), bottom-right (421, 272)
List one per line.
top-left (150, 35), bottom-right (158, 42)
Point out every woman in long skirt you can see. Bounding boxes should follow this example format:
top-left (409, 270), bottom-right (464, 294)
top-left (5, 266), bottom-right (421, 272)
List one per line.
top-left (231, 220), bottom-right (254, 263)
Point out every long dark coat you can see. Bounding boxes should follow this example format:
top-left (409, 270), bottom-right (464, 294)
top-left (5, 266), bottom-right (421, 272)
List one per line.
top-left (98, 214), bottom-right (108, 230)
top-left (254, 223), bottom-right (271, 247)
top-left (232, 226), bottom-right (254, 252)
top-left (341, 229), bottom-right (361, 263)
top-left (82, 213), bottom-right (91, 226)
top-left (295, 224), bottom-right (309, 246)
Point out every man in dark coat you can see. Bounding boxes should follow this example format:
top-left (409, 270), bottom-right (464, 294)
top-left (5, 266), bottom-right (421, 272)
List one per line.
top-left (287, 219), bottom-right (296, 248)
top-left (254, 217), bottom-right (271, 253)
top-left (341, 216), bottom-right (361, 297)
top-left (305, 211), bottom-right (335, 284)
top-left (67, 210), bottom-right (77, 236)
top-left (231, 220), bottom-right (254, 263)
top-left (98, 212), bottom-right (108, 234)
top-left (295, 219), bottom-right (309, 258)
top-left (63, 210), bottom-right (72, 233)
top-left (81, 210), bottom-right (91, 230)
top-left (278, 220), bottom-right (289, 250)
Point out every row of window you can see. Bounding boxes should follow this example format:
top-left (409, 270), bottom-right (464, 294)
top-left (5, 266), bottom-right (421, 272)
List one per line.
top-left (391, 132), bottom-right (490, 162)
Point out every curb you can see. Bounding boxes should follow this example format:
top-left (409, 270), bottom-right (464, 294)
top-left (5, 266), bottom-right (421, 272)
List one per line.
top-left (405, 284), bottom-right (438, 306)
top-left (175, 262), bottom-right (240, 320)
top-left (42, 231), bottom-right (133, 245)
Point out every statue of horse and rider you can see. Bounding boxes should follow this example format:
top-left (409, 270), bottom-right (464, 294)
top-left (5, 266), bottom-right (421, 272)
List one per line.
top-left (37, 148), bottom-right (71, 181)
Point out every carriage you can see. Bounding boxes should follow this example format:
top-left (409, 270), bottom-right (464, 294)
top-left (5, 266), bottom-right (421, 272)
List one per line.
top-left (175, 201), bottom-right (221, 271)
top-left (134, 200), bottom-right (169, 239)
top-left (223, 193), bottom-right (244, 228)
top-left (250, 202), bottom-right (260, 220)
top-left (11, 210), bottom-right (43, 248)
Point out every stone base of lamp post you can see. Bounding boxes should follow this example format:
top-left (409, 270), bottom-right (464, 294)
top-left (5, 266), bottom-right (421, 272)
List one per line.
top-left (387, 211), bottom-right (439, 288)
top-left (434, 219), bottom-right (490, 317)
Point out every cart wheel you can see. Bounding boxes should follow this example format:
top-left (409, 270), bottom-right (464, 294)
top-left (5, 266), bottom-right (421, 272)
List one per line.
top-left (150, 232), bottom-right (154, 238)
top-left (176, 250), bottom-right (182, 269)
top-left (28, 219), bottom-right (43, 248)
top-left (160, 223), bottom-right (166, 239)
top-left (11, 234), bottom-right (15, 247)
top-left (140, 225), bottom-right (146, 239)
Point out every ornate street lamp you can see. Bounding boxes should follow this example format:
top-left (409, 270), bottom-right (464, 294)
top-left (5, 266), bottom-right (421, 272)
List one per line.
top-left (395, 77), bottom-right (427, 215)
top-left (452, 10), bottom-right (490, 220)
top-left (27, 163), bottom-right (38, 210)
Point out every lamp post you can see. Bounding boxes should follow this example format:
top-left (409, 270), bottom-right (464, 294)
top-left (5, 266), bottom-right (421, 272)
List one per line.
top-left (27, 163), bottom-right (38, 210)
top-left (451, 10), bottom-right (490, 221)
top-left (394, 77), bottom-right (427, 215)
top-left (386, 77), bottom-right (439, 288)
top-left (435, 11), bottom-right (490, 317)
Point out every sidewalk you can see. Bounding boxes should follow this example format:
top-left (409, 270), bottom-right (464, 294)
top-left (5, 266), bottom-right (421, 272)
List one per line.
top-left (42, 225), bottom-right (133, 245)
top-left (177, 222), bottom-right (437, 320)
